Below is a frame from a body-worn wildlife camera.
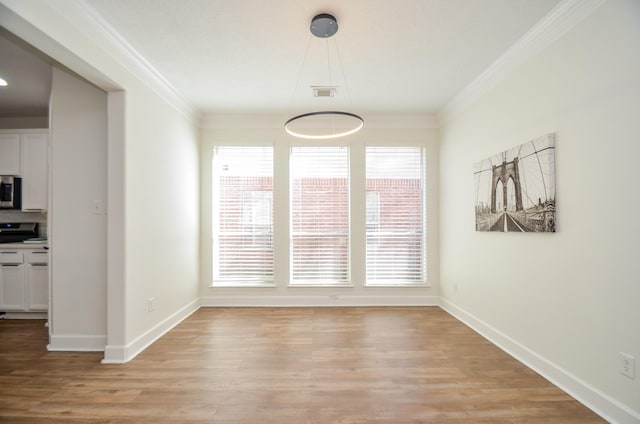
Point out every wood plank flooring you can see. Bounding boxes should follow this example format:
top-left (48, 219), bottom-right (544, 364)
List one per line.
top-left (0, 307), bottom-right (605, 423)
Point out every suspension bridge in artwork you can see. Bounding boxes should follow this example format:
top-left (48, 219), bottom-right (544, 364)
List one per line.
top-left (474, 135), bottom-right (555, 233)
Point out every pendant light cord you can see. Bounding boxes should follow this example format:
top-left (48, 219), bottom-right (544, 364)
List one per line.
top-left (326, 38), bottom-right (335, 133)
top-left (285, 13), bottom-right (363, 139)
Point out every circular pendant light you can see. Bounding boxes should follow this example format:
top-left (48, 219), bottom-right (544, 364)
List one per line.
top-left (285, 111), bottom-right (364, 140)
top-left (285, 14), bottom-right (364, 139)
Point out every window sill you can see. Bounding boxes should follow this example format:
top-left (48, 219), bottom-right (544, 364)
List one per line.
top-left (288, 283), bottom-right (354, 288)
top-left (210, 282), bottom-right (276, 288)
top-left (365, 282), bottom-right (431, 288)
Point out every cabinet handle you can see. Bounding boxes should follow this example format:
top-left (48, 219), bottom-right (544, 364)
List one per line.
top-left (1, 251), bottom-right (18, 254)
top-left (0, 264), bottom-right (20, 267)
top-left (32, 252), bottom-right (47, 255)
top-left (31, 264), bottom-right (48, 267)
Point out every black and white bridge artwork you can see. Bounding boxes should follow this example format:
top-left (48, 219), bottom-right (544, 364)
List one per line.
top-left (474, 134), bottom-right (556, 233)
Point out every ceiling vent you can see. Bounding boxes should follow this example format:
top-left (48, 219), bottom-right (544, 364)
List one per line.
top-left (312, 86), bottom-right (337, 98)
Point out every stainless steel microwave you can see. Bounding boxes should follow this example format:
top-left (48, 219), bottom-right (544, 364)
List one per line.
top-left (0, 176), bottom-right (21, 209)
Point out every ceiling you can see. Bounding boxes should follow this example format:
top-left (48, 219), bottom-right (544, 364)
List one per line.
top-left (0, 0), bottom-right (563, 118)
top-left (0, 30), bottom-right (52, 117)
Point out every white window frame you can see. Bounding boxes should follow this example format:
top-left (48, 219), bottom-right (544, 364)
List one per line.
top-left (365, 146), bottom-right (427, 287)
top-left (289, 146), bottom-right (351, 287)
top-left (209, 141), bottom-right (429, 290)
top-left (211, 146), bottom-right (275, 287)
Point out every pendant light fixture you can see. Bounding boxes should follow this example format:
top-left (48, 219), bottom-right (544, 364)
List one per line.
top-left (285, 13), bottom-right (364, 139)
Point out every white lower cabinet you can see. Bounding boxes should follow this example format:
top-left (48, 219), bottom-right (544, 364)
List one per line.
top-left (0, 248), bottom-right (48, 312)
top-left (0, 264), bottom-right (25, 310)
top-left (25, 251), bottom-right (48, 310)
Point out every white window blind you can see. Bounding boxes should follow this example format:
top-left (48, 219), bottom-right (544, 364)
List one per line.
top-left (366, 147), bottom-right (426, 285)
top-left (212, 146), bottom-right (273, 284)
top-left (290, 146), bottom-right (350, 285)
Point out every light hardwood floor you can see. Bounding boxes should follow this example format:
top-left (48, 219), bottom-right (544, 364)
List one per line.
top-left (0, 307), bottom-right (605, 423)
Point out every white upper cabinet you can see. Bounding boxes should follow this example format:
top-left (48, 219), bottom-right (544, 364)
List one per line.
top-left (0, 130), bottom-right (49, 211)
top-left (20, 132), bottom-right (49, 211)
top-left (0, 134), bottom-right (21, 175)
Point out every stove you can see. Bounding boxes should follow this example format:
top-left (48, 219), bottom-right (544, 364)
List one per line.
top-left (0, 223), bottom-right (39, 243)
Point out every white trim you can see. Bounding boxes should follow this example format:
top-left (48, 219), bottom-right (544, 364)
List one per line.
top-left (439, 298), bottom-right (640, 424)
top-left (365, 283), bottom-right (431, 288)
top-left (102, 344), bottom-right (127, 364)
top-left (201, 295), bottom-right (439, 307)
top-left (200, 114), bottom-right (439, 130)
top-left (101, 298), bottom-right (201, 364)
top-left (1, 312), bottom-right (48, 319)
top-left (47, 334), bottom-right (106, 352)
top-left (288, 284), bottom-right (355, 288)
top-left (438, 0), bottom-right (607, 124)
top-left (0, 129), bottom-right (49, 134)
top-left (210, 282), bottom-right (277, 288)
top-left (106, 91), bottom-right (127, 352)
top-left (42, 0), bottom-right (199, 123)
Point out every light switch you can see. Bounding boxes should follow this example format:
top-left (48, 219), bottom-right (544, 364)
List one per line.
top-left (92, 200), bottom-right (102, 215)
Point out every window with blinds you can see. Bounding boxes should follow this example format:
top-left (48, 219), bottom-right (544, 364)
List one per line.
top-left (212, 146), bottom-right (273, 284)
top-left (290, 146), bottom-right (350, 285)
top-left (366, 147), bottom-right (426, 285)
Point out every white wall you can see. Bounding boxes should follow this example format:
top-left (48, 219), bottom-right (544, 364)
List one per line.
top-left (0, 0), bottom-right (201, 360)
top-left (49, 66), bottom-right (108, 349)
top-left (200, 117), bottom-right (439, 306)
top-left (124, 81), bottom-right (200, 343)
top-left (439, 0), bottom-right (640, 421)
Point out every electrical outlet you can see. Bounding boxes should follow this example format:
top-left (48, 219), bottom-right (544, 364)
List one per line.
top-left (147, 297), bottom-right (155, 312)
top-left (620, 352), bottom-right (635, 379)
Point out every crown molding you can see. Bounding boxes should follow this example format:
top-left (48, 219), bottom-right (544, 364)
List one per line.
top-left (44, 0), bottom-right (200, 123)
top-left (438, 0), bottom-right (607, 125)
top-left (200, 113), bottom-right (439, 129)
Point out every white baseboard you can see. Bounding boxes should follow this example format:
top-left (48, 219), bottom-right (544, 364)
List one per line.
top-left (201, 295), bottom-right (440, 307)
top-left (101, 298), bottom-right (201, 364)
top-left (48, 334), bottom-right (107, 352)
top-left (439, 298), bottom-right (640, 424)
top-left (2, 312), bottom-right (47, 319)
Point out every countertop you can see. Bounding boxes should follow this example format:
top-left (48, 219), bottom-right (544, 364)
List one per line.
top-left (0, 242), bottom-right (49, 249)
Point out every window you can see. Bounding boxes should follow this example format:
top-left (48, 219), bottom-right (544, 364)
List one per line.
top-left (366, 191), bottom-right (380, 231)
top-left (366, 147), bottom-right (426, 285)
top-left (210, 143), bottom-right (428, 288)
top-left (290, 146), bottom-right (350, 285)
top-left (212, 146), bottom-right (273, 284)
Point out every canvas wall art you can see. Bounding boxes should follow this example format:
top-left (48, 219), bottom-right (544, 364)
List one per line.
top-left (474, 133), bottom-right (556, 232)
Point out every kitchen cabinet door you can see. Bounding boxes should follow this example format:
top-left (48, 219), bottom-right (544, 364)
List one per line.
top-left (0, 134), bottom-right (21, 175)
top-left (0, 264), bottom-right (26, 311)
top-left (20, 133), bottom-right (49, 211)
top-left (25, 264), bottom-right (48, 310)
